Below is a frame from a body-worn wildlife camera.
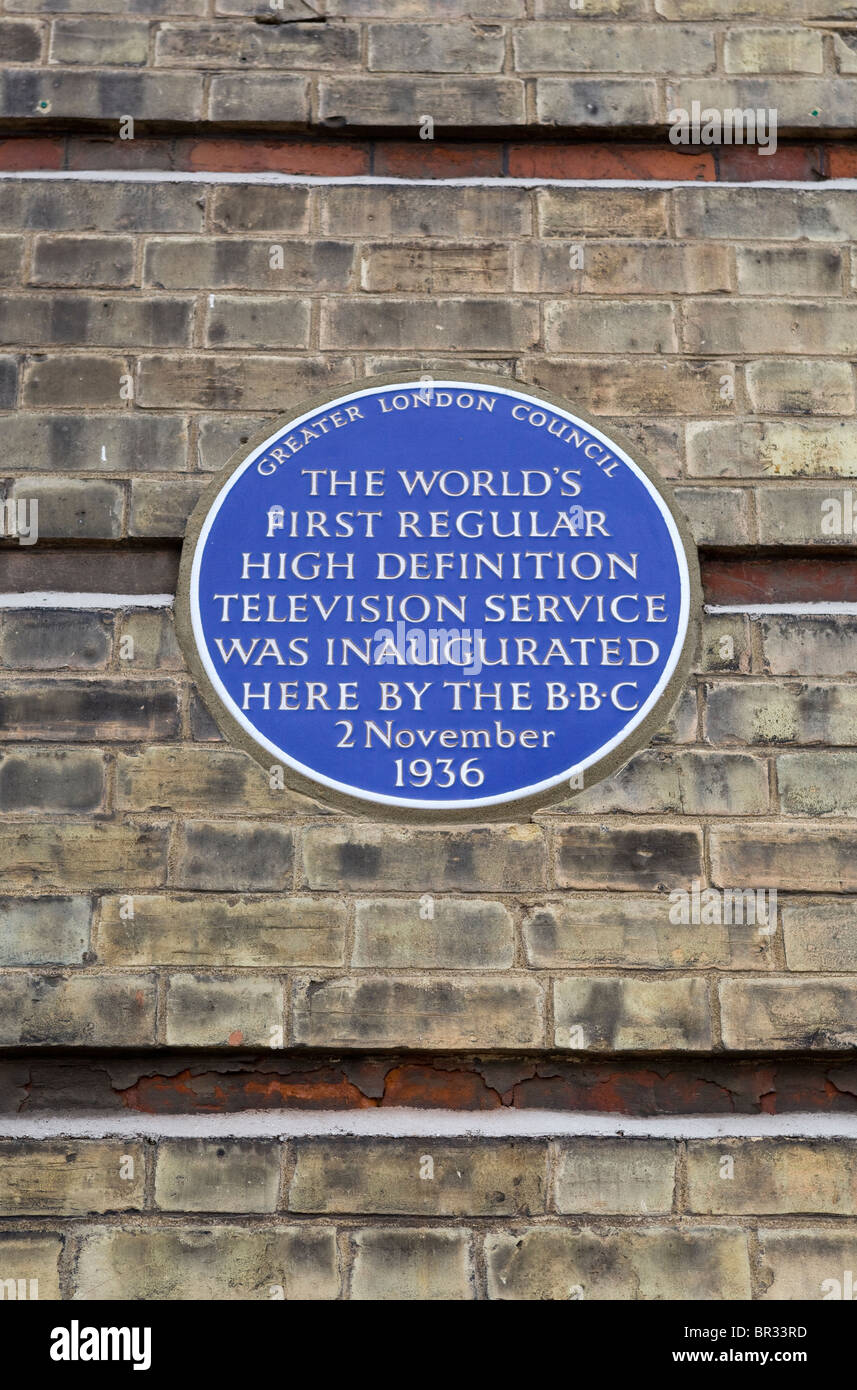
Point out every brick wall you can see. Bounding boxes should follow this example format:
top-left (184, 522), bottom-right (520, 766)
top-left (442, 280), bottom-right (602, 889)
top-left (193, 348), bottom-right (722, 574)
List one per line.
top-left (2, 0), bottom-right (857, 1305)
top-left (2, 0), bottom-right (856, 134)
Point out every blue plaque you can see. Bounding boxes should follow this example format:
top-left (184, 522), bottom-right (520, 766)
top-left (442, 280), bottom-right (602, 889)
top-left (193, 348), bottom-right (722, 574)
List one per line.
top-left (177, 377), bottom-right (700, 816)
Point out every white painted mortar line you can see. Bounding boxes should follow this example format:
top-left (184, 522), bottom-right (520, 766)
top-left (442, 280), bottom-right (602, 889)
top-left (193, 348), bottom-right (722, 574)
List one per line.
top-left (706, 602), bottom-right (857, 615)
top-left (2, 1110), bottom-right (857, 1140)
top-left (0, 592), bottom-right (174, 609)
top-left (1, 171), bottom-right (856, 189)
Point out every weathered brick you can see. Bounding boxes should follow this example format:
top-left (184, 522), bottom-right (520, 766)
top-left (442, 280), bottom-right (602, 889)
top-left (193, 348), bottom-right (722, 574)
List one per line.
top-left (724, 28), bottom-right (823, 73)
top-left (116, 745), bottom-right (314, 814)
top-left (735, 245), bottom-right (842, 296)
top-left (673, 486), bottom-right (752, 546)
top-left (834, 33), bottom-right (857, 73)
top-left (49, 19), bottom-right (148, 65)
top-left (564, 750), bottom-right (769, 816)
top-left (705, 681), bottom-right (857, 746)
top-left (302, 824), bottom-right (545, 891)
top-left (353, 897), bottom-right (513, 968)
top-left (685, 300), bottom-right (857, 356)
top-left (757, 1230), bottom-right (857, 1301)
top-left (0, 236), bottom-right (25, 285)
top-left (0, 822), bottom-right (168, 891)
top-left (757, 484), bottom-right (857, 545)
top-left (0, 895), bottom-right (91, 966)
top-left (215, 0), bottom-right (318, 14)
top-left (545, 300), bottom-right (677, 354)
top-left (74, 1226), bottom-right (339, 1300)
top-left (778, 751), bottom-right (857, 817)
top-left (208, 74), bottom-right (309, 123)
top-left (0, 355), bottom-right (17, 407)
top-left (698, 614), bottom-right (751, 674)
top-left (368, 23), bottom-right (504, 73)
top-left (318, 76), bottom-right (525, 126)
top-left (136, 354), bottom-right (355, 410)
top-left (144, 237), bottom-right (351, 289)
top-left (0, 1236), bottom-right (61, 1301)
top-left (720, 977), bottom-right (857, 1049)
top-left (782, 897), bottom-right (857, 972)
top-left (328, 0), bottom-right (521, 12)
top-left (538, 188), bottom-right (668, 238)
top-left (99, 892), bottom-right (345, 967)
top-left (0, 1141), bottom-right (144, 1215)
top-left (485, 1226), bottom-right (750, 1300)
top-left (0, 181), bottom-right (205, 233)
top-left (351, 1228), bottom-right (474, 1301)
top-left (0, 679), bottom-right (179, 741)
top-left (524, 893), bottom-right (772, 971)
top-left (22, 354), bottom-right (130, 406)
top-left (745, 361), bottom-right (855, 416)
top-left (528, 358), bottom-right (731, 416)
top-left (515, 240), bottom-right (731, 294)
top-left (197, 414), bottom-right (267, 471)
top-left (117, 611), bottom-right (182, 670)
top-left (0, 413), bottom-right (186, 472)
top-left (675, 187), bottom-right (857, 243)
top-left (10, 0), bottom-right (204, 12)
top-left (652, 685), bottom-right (699, 742)
top-left (208, 185), bottom-right (310, 234)
top-left (7, 475), bottom-right (123, 533)
top-left (30, 234), bottom-right (135, 286)
top-left (554, 1139), bottom-right (676, 1214)
top-left (364, 353), bottom-right (516, 378)
top-left (760, 617), bottom-right (857, 677)
top-left (657, 0), bottom-right (840, 14)
top-left (555, 825), bottom-right (703, 890)
top-left (670, 77), bottom-right (856, 129)
top-left (165, 973), bottom-right (283, 1047)
top-left (0, 748), bottom-right (105, 812)
top-left (172, 820), bottom-right (295, 892)
top-left (156, 21), bottom-right (358, 67)
top-left (554, 975), bottom-right (711, 1051)
top-left (517, 24), bottom-right (713, 73)
top-left (0, 69), bottom-right (203, 121)
top-left (0, 610), bottom-right (110, 669)
top-left (189, 689), bottom-right (223, 741)
top-left (320, 297), bottom-right (539, 350)
top-left (290, 1139), bottom-right (546, 1215)
top-left (711, 824), bottom-right (857, 892)
top-left (0, 293), bottom-right (192, 347)
top-left (204, 296), bottom-right (310, 350)
top-left (687, 1139), bottom-right (857, 1215)
top-left (689, 420), bottom-right (857, 480)
top-left (361, 243), bottom-right (508, 293)
top-left (128, 476), bottom-right (205, 536)
top-left (292, 975), bottom-right (545, 1048)
top-left (320, 185), bottom-right (531, 238)
top-left (155, 1141), bottom-right (281, 1214)
top-left (0, 972), bottom-right (156, 1045)
top-left (535, 0), bottom-right (644, 12)
top-left (536, 78), bottom-right (657, 126)
top-left (0, 19), bottom-right (42, 61)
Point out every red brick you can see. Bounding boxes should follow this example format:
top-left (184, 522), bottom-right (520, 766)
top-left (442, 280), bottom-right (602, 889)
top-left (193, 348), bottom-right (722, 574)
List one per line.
top-left (181, 138), bottom-right (370, 175)
top-left (0, 138), bottom-right (64, 171)
top-left (67, 137), bottom-right (176, 171)
top-left (717, 143), bottom-right (825, 181)
top-left (827, 145), bottom-right (857, 178)
top-left (703, 556), bottom-right (857, 606)
top-left (373, 141), bottom-right (504, 177)
top-left (508, 143), bottom-right (714, 180)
